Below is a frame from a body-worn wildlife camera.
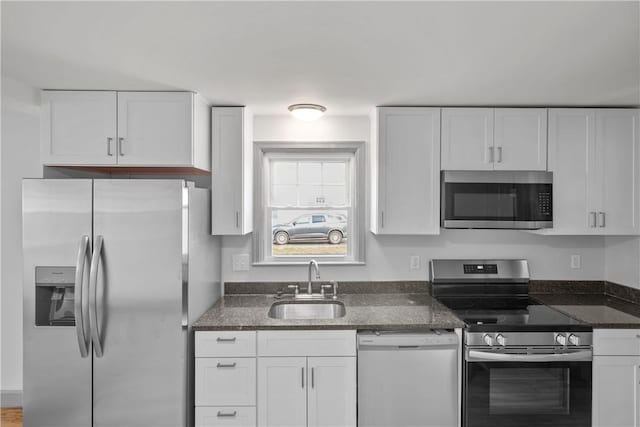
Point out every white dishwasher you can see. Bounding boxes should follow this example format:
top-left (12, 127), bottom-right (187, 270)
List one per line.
top-left (357, 330), bottom-right (459, 427)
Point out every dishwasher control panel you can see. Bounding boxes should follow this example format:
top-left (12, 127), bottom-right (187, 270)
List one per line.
top-left (357, 330), bottom-right (459, 348)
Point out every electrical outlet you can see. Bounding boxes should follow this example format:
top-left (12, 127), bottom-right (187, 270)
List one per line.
top-left (410, 255), bottom-right (421, 270)
top-left (570, 254), bottom-right (581, 269)
top-left (232, 254), bottom-right (250, 271)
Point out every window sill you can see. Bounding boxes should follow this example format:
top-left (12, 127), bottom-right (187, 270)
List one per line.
top-left (252, 261), bottom-right (366, 267)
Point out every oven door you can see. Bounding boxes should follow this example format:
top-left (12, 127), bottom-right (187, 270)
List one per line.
top-left (441, 172), bottom-right (553, 229)
top-left (464, 347), bottom-right (592, 427)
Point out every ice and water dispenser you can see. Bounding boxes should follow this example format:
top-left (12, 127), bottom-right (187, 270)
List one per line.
top-left (35, 266), bottom-right (76, 326)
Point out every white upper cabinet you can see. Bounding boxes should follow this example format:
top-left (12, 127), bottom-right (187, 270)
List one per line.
top-left (41, 90), bottom-right (210, 171)
top-left (598, 109), bottom-right (640, 234)
top-left (371, 107), bottom-right (441, 235)
top-left (41, 91), bottom-right (117, 165)
top-left (441, 108), bottom-right (494, 170)
top-left (494, 108), bottom-right (547, 171)
top-left (117, 92), bottom-right (199, 167)
top-left (441, 108), bottom-right (547, 171)
top-left (547, 108), bottom-right (640, 235)
top-left (211, 107), bottom-right (253, 235)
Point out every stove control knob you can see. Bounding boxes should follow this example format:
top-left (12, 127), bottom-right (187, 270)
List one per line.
top-left (495, 334), bottom-right (506, 346)
top-left (568, 334), bottom-right (580, 346)
top-left (555, 333), bottom-right (567, 346)
top-left (483, 334), bottom-right (494, 346)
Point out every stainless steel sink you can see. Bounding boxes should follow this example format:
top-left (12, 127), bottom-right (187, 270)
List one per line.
top-left (268, 300), bottom-right (346, 320)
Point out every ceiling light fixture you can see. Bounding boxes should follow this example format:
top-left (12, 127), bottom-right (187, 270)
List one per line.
top-left (288, 104), bottom-right (326, 121)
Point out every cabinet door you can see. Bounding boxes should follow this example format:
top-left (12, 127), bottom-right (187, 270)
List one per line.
top-left (592, 356), bottom-right (640, 427)
top-left (307, 357), bottom-right (356, 427)
top-left (441, 108), bottom-right (494, 170)
top-left (547, 109), bottom-right (598, 233)
top-left (374, 107), bottom-right (440, 234)
top-left (211, 107), bottom-right (252, 235)
top-left (597, 109), bottom-right (640, 234)
top-left (41, 91), bottom-right (117, 165)
top-left (494, 108), bottom-right (547, 171)
top-left (257, 357), bottom-right (307, 427)
top-left (116, 92), bottom-right (193, 166)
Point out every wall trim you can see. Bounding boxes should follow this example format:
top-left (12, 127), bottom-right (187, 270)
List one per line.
top-left (1, 390), bottom-right (23, 408)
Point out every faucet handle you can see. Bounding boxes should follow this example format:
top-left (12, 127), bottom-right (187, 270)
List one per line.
top-left (321, 284), bottom-right (332, 297)
top-left (287, 284), bottom-right (299, 295)
top-left (330, 281), bottom-right (338, 299)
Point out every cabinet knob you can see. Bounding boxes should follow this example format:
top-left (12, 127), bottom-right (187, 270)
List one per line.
top-left (495, 334), bottom-right (506, 346)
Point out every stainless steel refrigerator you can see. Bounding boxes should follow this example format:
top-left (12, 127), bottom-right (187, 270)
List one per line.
top-left (22, 179), bottom-right (221, 427)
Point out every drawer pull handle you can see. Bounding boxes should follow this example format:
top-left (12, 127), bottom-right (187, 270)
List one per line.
top-left (217, 411), bottom-right (237, 417)
top-left (216, 362), bottom-right (237, 368)
top-left (216, 337), bottom-right (237, 342)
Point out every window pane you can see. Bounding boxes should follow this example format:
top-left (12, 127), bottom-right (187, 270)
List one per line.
top-left (299, 185), bottom-right (325, 206)
top-left (272, 161), bottom-right (297, 185)
top-left (299, 162), bottom-right (322, 184)
top-left (271, 209), bottom-right (348, 257)
top-left (323, 162), bottom-right (346, 184)
top-left (323, 185), bottom-right (347, 206)
top-left (271, 185), bottom-right (297, 206)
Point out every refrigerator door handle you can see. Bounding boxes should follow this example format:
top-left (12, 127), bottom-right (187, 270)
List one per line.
top-left (74, 235), bottom-right (91, 358)
top-left (89, 235), bottom-right (105, 358)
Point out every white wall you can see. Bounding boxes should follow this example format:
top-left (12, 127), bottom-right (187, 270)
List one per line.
top-left (1, 77), bottom-right (41, 394)
top-left (605, 237), bottom-right (640, 290)
top-left (220, 114), bottom-right (606, 284)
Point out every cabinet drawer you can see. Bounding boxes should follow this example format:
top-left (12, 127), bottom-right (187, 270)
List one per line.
top-left (594, 329), bottom-right (640, 356)
top-left (257, 330), bottom-right (356, 357)
top-left (195, 407), bottom-right (256, 427)
top-left (196, 331), bottom-right (256, 357)
top-left (195, 358), bottom-right (256, 406)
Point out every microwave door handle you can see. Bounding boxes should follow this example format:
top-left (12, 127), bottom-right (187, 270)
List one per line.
top-left (467, 349), bottom-right (592, 363)
top-left (89, 235), bottom-right (105, 358)
top-left (74, 235), bottom-right (91, 358)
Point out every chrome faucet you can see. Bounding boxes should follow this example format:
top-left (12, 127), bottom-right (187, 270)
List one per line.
top-left (307, 260), bottom-right (320, 294)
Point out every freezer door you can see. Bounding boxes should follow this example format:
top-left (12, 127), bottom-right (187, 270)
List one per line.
top-left (22, 179), bottom-right (93, 427)
top-left (91, 180), bottom-right (187, 427)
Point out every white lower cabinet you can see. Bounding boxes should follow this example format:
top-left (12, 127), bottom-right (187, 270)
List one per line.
top-left (194, 330), bottom-right (357, 427)
top-left (257, 356), bottom-right (357, 427)
top-left (307, 357), bottom-right (357, 427)
top-left (196, 407), bottom-right (256, 427)
top-left (592, 329), bottom-right (640, 427)
top-left (257, 357), bottom-right (308, 427)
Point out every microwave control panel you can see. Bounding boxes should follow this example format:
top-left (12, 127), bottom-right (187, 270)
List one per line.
top-left (538, 192), bottom-right (552, 216)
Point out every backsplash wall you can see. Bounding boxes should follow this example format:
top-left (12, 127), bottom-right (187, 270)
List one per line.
top-left (220, 115), bottom-right (606, 284)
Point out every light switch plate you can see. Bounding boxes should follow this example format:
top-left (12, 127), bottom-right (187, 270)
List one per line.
top-left (410, 255), bottom-right (421, 270)
top-left (570, 254), bottom-right (581, 269)
top-left (232, 254), bottom-right (250, 271)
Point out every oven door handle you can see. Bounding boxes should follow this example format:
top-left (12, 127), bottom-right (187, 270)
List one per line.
top-left (467, 349), bottom-right (592, 363)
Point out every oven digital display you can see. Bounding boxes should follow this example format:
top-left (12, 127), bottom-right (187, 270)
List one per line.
top-left (463, 264), bottom-right (498, 274)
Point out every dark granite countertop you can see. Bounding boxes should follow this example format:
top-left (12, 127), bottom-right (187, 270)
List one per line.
top-left (532, 294), bottom-right (640, 329)
top-left (192, 292), bottom-right (465, 331)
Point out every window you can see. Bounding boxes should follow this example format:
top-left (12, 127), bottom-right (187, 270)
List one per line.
top-left (254, 142), bottom-right (365, 264)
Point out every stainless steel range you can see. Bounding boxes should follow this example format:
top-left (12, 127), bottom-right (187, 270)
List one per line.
top-left (431, 259), bottom-right (592, 427)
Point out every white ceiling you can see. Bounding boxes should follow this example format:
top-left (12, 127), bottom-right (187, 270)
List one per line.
top-left (2, 1), bottom-right (639, 115)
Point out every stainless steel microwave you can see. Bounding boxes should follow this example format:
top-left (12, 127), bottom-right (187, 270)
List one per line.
top-left (441, 171), bottom-right (553, 229)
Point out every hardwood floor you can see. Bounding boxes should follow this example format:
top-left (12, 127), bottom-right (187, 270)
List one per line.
top-left (1, 407), bottom-right (22, 427)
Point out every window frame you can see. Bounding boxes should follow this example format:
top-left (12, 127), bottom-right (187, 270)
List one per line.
top-left (253, 141), bottom-right (366, 265)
